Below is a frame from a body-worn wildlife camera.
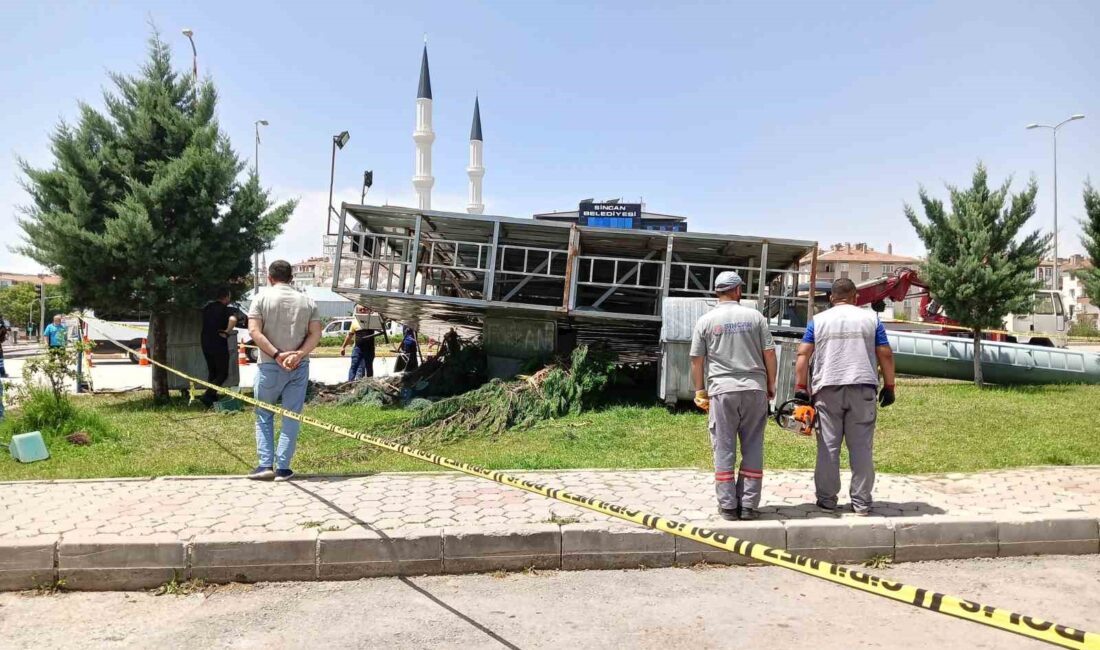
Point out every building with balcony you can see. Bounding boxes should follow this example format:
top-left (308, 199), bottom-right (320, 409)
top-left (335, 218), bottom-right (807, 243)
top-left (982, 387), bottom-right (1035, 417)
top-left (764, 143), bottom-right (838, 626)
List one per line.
top-left (799, 242), bottom-right (921, 283)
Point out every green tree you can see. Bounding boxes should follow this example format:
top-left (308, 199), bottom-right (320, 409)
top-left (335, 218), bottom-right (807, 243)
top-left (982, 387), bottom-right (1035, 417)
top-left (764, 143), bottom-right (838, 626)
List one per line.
top-left (1079, 182), bottom-right (1100, 306)
top-left (905, 164), bottom-right (1049, 386)
top-left (0, 284), bottom-right (40, 332)
top-left (17, 33), bottom-right (294, 400)
top-left (0, 283), bottom-right (70, 335)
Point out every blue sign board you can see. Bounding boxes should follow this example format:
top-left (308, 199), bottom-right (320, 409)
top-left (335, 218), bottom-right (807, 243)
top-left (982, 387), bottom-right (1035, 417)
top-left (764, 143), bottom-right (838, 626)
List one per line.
top-left (578, 202), bottom-right (642, 229)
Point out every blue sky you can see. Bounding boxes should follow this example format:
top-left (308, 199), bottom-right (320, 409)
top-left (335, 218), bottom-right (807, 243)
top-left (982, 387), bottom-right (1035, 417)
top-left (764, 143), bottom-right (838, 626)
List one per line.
top-left (2, 0), bottom-right (1098, 273)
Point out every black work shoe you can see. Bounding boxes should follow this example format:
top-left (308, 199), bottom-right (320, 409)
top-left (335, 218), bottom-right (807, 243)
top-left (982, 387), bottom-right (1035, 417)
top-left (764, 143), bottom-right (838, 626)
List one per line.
top-left (739, 508), bottom-right (760, 521)
top-left (247, 466), bottom-right (275, 481)
top-left (718, 507), bottom-right (740, 521)
top-left (815, 500), bottom-right (837, 512)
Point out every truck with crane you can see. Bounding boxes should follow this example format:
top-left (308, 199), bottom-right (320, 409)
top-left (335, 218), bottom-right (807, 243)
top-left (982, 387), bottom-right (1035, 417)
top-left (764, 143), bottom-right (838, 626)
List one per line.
top-left (852, 268), bottom-right (1069, 348)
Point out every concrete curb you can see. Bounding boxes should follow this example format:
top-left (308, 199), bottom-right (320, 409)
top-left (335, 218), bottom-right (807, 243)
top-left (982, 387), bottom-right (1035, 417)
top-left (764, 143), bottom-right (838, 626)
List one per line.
top-left (0, 514), bottom-right (1095, 591)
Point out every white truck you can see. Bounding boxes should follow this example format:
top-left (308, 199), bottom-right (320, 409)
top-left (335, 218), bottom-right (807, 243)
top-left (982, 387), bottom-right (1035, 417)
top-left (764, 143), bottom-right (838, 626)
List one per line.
top-left (1004, 290), bottom-right (1068, 348)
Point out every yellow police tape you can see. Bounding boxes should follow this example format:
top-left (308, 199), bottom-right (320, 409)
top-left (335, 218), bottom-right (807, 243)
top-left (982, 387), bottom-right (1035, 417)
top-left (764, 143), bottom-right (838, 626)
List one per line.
top-left (82, 321), bottom-right (1099, 649)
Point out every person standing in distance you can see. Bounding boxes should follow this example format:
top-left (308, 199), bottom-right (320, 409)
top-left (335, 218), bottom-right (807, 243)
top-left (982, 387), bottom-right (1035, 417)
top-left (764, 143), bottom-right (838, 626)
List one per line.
top-left (246, 260), bottom-right (322, 482)
top-left (199, 287), bottom-right (238, 408)
top-left (690, 271), bottom-right (777, 521)
top-left (794, 277), bottom-right (896, 515)
top-left (43, 314), bottom-right (67, 352)
top-left (340, 305), bottom-right (382, 380)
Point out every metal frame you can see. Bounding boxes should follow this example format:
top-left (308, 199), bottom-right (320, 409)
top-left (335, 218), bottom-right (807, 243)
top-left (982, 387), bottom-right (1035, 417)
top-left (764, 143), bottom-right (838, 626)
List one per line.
top-left (331, 204), bottom-right (817, 331)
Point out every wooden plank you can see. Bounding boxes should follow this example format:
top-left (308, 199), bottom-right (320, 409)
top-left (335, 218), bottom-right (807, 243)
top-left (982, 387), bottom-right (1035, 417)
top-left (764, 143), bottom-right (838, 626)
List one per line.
top-left (658, 235), bottom-right (675, 315)
top-left (405, 214), bottom-right (423, 294)
top-left (807, 244), bottom-right (819, 323)
top-left (757, 241), bottom-right (769, 306)
top-left (562, 225), bottom-right (579, 310)
top-left (483, 220), bottom-right (501, 301)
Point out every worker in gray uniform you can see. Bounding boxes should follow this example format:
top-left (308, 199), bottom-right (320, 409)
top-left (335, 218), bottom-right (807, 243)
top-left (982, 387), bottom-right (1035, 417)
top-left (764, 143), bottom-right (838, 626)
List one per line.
top-left (794, 277), bottom-right (896, 515)
top-left (691, 271), bottom-right (777, 521)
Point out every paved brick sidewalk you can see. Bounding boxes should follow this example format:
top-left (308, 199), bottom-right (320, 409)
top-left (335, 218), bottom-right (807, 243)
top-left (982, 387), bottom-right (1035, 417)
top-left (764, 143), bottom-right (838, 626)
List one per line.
top-left (2, 466), bottom-right (1098, 540)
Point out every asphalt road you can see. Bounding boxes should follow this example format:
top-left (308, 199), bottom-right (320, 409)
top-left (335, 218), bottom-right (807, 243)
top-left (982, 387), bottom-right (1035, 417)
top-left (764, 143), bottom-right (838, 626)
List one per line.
top-left (0, 556), bottom-right (1096, 649)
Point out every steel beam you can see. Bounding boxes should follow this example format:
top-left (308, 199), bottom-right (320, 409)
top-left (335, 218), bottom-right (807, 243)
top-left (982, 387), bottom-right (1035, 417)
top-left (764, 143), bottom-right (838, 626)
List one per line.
top-left (672, 253), bottom-right (710, 292)
top-left (331, 206), bottom-right (347, 291)
top-left (405, 214), bottom-right (423, 294)
top-left (501, 256), bottom-right (551, 302)
top-left (592, 250), bottom-right (660, 308)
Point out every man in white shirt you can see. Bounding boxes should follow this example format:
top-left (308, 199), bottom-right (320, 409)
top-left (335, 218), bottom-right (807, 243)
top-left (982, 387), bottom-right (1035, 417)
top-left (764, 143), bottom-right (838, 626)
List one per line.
top-left (794, 277), bottom-right (896, 515)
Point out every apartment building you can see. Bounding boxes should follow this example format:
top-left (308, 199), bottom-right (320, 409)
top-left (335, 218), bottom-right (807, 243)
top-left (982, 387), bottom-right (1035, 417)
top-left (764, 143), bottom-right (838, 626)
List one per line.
top-left (0, 271), bottom-right (61, 289)
top-left (800, 242), bottom-right (921, 283)
top-left (1039, 255), bottom-right (1097, 324)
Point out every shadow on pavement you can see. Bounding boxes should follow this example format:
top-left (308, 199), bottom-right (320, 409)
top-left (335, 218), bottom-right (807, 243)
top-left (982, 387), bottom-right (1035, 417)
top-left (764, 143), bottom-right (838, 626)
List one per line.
top-left (290, 481), bottom-right (522, 650)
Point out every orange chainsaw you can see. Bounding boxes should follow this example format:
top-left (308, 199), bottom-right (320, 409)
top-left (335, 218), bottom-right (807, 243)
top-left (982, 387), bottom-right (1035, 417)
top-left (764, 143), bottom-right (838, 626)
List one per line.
top-left (774, 397), bottom-right (818, 436)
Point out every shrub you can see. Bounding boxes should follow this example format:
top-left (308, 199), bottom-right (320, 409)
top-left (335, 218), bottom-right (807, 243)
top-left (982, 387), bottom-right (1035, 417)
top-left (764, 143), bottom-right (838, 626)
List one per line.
top-left (4, 386), bottom-right (111, 441)
top-left (1069, 320), bottom-right (1099, 338)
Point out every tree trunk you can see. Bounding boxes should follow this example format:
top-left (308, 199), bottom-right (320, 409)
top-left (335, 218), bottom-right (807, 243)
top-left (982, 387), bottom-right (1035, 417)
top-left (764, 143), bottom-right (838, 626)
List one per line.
top-left (150, 311), bottom-right (169, 402)
top-left (972, 328), bottom-right (984, 388)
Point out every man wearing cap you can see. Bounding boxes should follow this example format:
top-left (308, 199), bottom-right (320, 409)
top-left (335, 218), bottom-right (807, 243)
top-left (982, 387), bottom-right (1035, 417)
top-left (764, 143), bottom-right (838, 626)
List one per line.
top-left (690, 271), bottom-right (777, 521)
top-left (794, 277), bottom-right (896, 515)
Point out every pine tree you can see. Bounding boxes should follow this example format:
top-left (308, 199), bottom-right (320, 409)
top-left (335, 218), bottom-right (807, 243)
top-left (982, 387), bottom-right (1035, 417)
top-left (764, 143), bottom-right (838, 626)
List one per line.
top-left (1079, 182), bottom-right (1100, 306)
top-left (905, 163), bottom-right (1049, 386)
top-left (17, 33), bottom-right (294, 400)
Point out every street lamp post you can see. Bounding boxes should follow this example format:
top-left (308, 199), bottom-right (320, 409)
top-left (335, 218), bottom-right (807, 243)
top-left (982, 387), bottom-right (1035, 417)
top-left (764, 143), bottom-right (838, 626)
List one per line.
top-left (327, 131), bottom-right (350, 235)
top-left (1026, 114), bottom-right (1085, 291)
top-left (253, 120), bottom-right (269, 288)
top-left (254, 120), bottom-right (268, 176)
top-left (181, 28), bottom-right (197, 77)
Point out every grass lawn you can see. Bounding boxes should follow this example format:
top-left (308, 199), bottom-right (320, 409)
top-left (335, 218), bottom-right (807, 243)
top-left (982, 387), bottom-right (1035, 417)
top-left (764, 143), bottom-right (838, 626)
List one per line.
top-left (0, 379), bottom-right (1097, 480)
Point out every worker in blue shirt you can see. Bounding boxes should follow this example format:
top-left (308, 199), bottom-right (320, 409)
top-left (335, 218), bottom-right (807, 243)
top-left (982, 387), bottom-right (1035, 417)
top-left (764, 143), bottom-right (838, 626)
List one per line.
top-left (794, 278), bottom-right (896, 516)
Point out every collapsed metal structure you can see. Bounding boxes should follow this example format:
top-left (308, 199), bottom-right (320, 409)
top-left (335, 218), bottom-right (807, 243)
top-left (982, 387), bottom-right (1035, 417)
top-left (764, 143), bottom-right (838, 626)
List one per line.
top-left (330, 204), bottom-right (818, 361)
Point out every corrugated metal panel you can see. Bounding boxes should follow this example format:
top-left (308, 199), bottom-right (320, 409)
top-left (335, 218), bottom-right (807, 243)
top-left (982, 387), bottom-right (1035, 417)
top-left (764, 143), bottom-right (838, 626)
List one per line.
top-left (165, 310), bottom-right (240, 391)
top-left (889, 331), bottom-right (1100, 385)
top-left (660, 297), bottom-right (717, 343)
top-left (659, 335), bottom-right (803, 404)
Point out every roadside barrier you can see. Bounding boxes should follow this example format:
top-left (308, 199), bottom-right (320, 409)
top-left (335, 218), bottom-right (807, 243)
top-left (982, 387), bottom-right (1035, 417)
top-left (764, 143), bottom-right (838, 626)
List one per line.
top-left (80, 320), bottom-right (1099, 649)
top-left (82, 335), bottom-right (94, 368)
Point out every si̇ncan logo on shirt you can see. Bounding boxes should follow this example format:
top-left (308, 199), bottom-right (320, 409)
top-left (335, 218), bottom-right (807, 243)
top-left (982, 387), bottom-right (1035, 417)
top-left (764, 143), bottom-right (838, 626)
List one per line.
top-left (711, 322), bottom-right (754, 337)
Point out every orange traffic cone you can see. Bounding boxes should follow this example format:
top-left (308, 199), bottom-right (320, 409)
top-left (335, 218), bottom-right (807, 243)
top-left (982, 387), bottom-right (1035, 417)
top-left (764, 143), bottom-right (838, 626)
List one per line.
top-left (83, 336), bottom-right (94, 368)
top-left (238, 341), bottom-right (249, 366)
top-left (139, 338), bottom-right (150, 366)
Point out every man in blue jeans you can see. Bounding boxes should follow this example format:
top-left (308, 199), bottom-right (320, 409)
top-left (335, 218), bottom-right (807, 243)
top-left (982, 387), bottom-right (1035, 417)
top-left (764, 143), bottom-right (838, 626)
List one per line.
top-left (246, 260), bottom-right (322, 482)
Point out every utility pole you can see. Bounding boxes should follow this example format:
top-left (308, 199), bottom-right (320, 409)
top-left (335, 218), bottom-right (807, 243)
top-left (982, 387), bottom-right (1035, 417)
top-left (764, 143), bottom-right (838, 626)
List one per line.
top-left (254, 119), bottom-right (269, 290)
top-left (38, 279), bottom-right (46, 343)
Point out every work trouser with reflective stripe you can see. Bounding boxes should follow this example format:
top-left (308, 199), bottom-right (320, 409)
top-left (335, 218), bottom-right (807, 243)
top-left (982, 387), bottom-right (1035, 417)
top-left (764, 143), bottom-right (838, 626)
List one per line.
top-left (708, 390), bottom-right (767, 510)
top-left (814, 384), bottom-right (877, 512)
